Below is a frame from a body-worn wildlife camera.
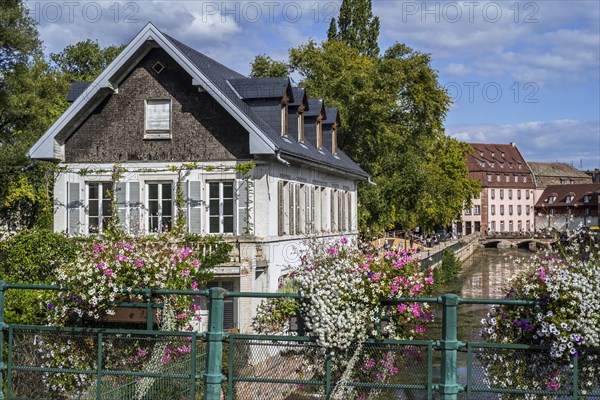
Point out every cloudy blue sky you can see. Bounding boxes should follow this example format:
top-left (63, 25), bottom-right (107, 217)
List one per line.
top-left (26, 0), bottom-right (600, 169)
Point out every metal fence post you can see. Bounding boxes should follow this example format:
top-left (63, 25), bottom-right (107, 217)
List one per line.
top-left (204, 287), bottom-right (225, 400)
top-left (0, 281), bottom-right (6, 400)
top-left (439, 294), bottom-right (461, 399)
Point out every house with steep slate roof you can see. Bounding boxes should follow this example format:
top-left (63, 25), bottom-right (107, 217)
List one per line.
top-left (28, 23), bottom-right (367, 331)
top-left (462, 142), bottom-right (536, 235)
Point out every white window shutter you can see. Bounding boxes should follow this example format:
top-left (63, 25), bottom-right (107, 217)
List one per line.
top-left (278, 181), bottom-right (284, 236)
top-left (67, 182), bottom-right (81, 235)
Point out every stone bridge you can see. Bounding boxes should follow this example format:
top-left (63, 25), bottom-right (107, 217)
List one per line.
top-left (480, 235), bottom-right (558, 250)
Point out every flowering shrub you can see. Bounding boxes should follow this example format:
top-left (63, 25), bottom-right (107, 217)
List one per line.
top-left (253, 236), bottom-right (437, 398)
top-left (480, 230), bottom-right (600, 397)
top-left (39, 233), bottom-right (229, 397)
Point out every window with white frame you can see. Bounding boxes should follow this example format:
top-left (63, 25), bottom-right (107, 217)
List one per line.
top-left (491, 205), bottom-right (495, 215)
top-left (517, 189), bottom-right (521, 199)
top-left (298, 112), bottom-right (304, 142)
top-left (517, 205), bottom-right (522, 215)
top-left (490, 189), bottom-right (495, 199)
top-left (509, 205), bottom-right (513, 215)
top-left (87, 182), bottom-right (113, 233)
top-left (208, 181), bottom-right (234, 234)
top-left (281, 104), bottom-right (288, 136)
top-left (487, 173), bottom-right (492, 182)
top-left (147, 182), bottom-right (173, 233)
top-left (313, 186), bottom-right (321, 232)
top-left (145, 100), bottom-right (172, 138)
top-left (500, 189), bottom-right (504, 200)
top-left (526, 190), bottom-right (530, 200)
top-left (508, 189), bottom-right (513, 200)
top-left (474, 205), bottom-right (481, 215)
top-left (500, 205), bottom-right (505, 215)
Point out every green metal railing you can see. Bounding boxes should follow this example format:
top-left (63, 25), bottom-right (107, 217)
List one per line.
top-left (1, 282), bottom-right (599, 399)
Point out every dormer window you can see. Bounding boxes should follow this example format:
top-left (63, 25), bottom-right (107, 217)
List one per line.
top-left (145, 99), bottom-right (172, 139)
top-left (316, 119), bottom-right (323, 148)
top-left (501, 152), bottom-right (505, 158)
top-left (479, 151), bottom-right (484, 157)
top-left (517, 163), bottom-right (522, 169)
top-left (491, 151), bottom-right (495, 157)
top-left (332, 123), bottom-right (338, 154)
top-left (547, 196), bottom-right (557, 204)
top-left (298, 112), bottom-right (304, 142)
top-left (281, 104), bottom-right (288, 136)
top-left (565, 195), bottom-right (574, 203)
top-left (583, 195), bottom-right (592, 203)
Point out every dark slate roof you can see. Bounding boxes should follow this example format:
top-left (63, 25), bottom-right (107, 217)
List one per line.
top-left (323, 107), bottom-right (339, 125)
top-left (228, 77), bottom-right (292, 100)
top-left (163, 34), bottom-right (368, 178)
top-left (289, 87), bottom-right (308, 108)
top-left (67, 81), bottom-right (92, 102)
top-left (305, 99), bottom-right (325, 118)
top-left (535, 184), bottom-right (600, 207)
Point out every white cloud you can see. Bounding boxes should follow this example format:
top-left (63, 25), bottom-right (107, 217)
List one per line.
top-left (448, 120), bottom-right (600, 169)
top-left (442, 63), bottom-right (471, 77)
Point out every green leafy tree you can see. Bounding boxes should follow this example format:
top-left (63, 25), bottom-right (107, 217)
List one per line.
top-left (249, 54), bottom-right (289, 78)
top-left (0, 1), bottom-right (64, 229)
top-left (50, 39), bottom-right (125, 81)
top-left (288, 40), bottom-right (478, 234)
top-left (331, 0), bottom-right (380, 58)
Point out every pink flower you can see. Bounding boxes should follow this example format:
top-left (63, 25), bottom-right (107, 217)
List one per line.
top-left (191, 281), bottom-right (199, 290)
top-left (340, 236), bottom-right (349, 245)
top-left (411, 303), bottom-right (422, 318)
top-left (425, 276), bottom-right (434, 285)
top-left (370, 272), bottom-right (381, 282)
top-left (192, 259), bottom-right (201, 267)
top-left (390, 367), bottom-right (399, 375)
top-left (115, 254), bottom-right (127, 262)
top-left (327, 246), bottom-right (339, 255)
top-left (415, 326), bottom-right (426, 333)
top-left (161, 355), bottom-right (171, 364)
top-left (181, 269), bottom-right (190, 276)
top-left (104, 269), bottom-right (113, 276)
top-left (397, 304), bottom-right (408, 313)
top-left (134, 259), bottom-right (144, 267)
top-left (176, 313), bottom-right (186, 319)
top-left (97, 262), bottom-right (106, 269)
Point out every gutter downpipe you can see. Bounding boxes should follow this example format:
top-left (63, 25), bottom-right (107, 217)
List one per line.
top-left (276, 150), bottom-right (290, 167)
top-left (368, 176), bottom-right (377, 186)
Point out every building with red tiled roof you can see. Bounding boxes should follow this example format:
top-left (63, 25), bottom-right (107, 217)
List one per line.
top-left (461, 142), bottom-right (536, 235)
top-left (535, 183), bottom-right (600, 231)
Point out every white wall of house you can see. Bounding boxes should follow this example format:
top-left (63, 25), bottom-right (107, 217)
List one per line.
top-left (53, 160), bottom-right (359, 332)
top-left (486, 187), bottom-right (535, 233)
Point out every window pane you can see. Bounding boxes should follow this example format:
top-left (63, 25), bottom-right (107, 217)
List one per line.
top-left (89, 183), bottom-right (99, 199)
top-left (223, 183), bottom-right (233, 198)
top-left (102, 200), bottom-right (112, 216)
top-left (89, 200), bottom-right (99, 217)
top-left (162, 200), bottom-right (172, 216)
top-left (209, 199), bottom-right (219, 216)
top-left (89, 217), bottom-right (99, 233)
top-left (102, 184), bottom-right (112, 199)
top-left (149, 216), bottom-right (160, 232)
top-left (223, 198), bottom-right (233, 216)
top-left (209, 183), bottom-right (219, 198)
top-left (162, 183), bottom-right (172, 199)
top-left (209, 216), bottom-right (220, 233)
top-left (223, 216), bottom-right (233, 233)
top-left (149, 184), bottom-right (158, 200)
top-left (149, 200), bottom-right (159, 216)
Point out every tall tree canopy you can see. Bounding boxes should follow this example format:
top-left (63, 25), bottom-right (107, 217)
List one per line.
top-left (249, 54), bottom-right (289, 78)
top-left (50, 39), bottom-right (125, 82)
top-left (327, 0), bottom-right (380, 58)
top-left (0, 1), bottom-right (124, 229)
top-left (253, 1), bottom-right (479, 235)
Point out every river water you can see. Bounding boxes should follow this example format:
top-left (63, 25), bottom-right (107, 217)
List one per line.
top-left (398, 247), bottom-right (533, 399)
